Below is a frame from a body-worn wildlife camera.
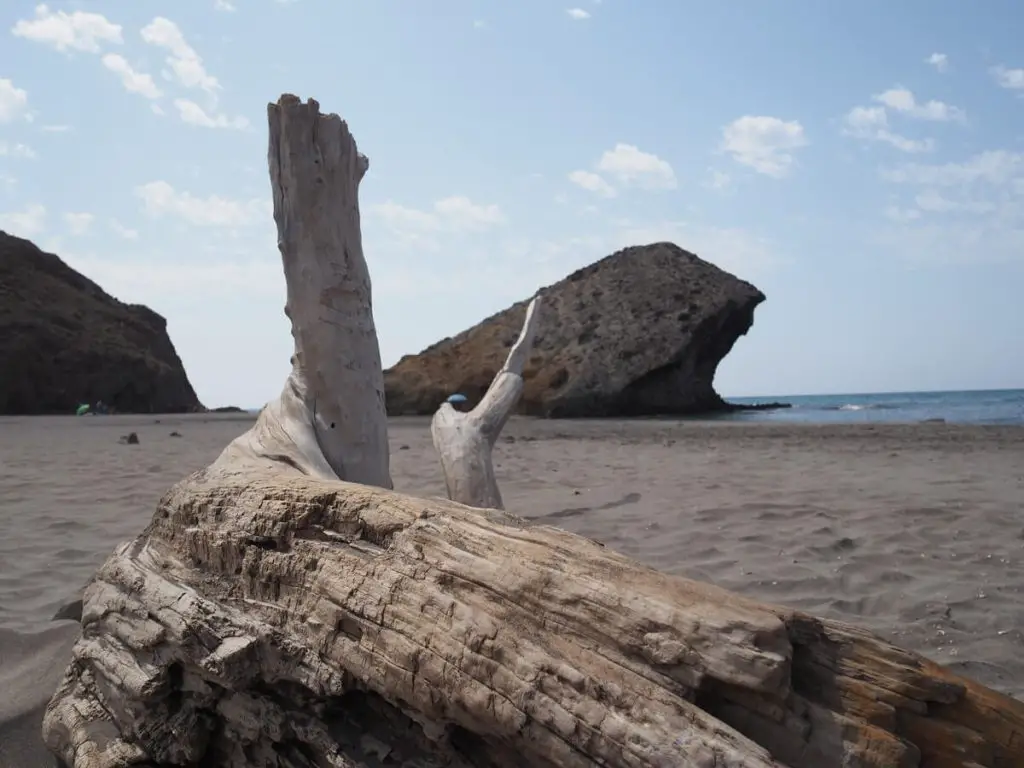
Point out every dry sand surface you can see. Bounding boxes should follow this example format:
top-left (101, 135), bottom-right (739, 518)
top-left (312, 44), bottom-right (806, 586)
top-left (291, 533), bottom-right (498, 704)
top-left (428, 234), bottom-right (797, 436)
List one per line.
top-left (2, 413), bottom-right (1023, 766)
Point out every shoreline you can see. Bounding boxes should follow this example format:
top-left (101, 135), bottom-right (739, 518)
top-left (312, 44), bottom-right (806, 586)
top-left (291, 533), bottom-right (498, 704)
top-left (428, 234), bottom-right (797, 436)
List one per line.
top-left (4, 411), bottom-right (1024, 427)
top-left (3, 383), bottom-right (1021, 428)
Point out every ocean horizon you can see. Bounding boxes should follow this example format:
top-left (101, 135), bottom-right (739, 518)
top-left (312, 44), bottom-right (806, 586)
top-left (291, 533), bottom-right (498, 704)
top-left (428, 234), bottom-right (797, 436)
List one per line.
top-left (725, 388), bottom-right (1024, 425)
top-left (225, 388), bottom-right (1024, 426)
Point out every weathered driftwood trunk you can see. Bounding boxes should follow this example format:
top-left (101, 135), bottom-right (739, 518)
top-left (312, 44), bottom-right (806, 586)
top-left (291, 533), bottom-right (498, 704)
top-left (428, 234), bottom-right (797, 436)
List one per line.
top-left (431, 296), bottom-right (541, 509)
top-left (42, 96), bottom-right (1024, 768)
top-left (242, 94), bottom-right (392, 489)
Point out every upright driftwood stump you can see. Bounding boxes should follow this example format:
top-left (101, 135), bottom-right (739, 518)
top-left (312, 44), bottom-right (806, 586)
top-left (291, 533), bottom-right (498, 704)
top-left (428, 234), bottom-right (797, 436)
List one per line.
top-left (43, 96), bottom-right (1024, 768)
top-left (431, 295), bottom-right (541, 509)
top-left (231, 94), bottom-right (392, 489)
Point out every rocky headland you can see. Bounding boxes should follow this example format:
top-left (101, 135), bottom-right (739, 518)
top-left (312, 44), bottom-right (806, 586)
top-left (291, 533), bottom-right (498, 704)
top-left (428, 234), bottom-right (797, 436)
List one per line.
top-left (0, 231), bottom-right (202, 415)
top-left (385, 242), bottom-right (782, 417)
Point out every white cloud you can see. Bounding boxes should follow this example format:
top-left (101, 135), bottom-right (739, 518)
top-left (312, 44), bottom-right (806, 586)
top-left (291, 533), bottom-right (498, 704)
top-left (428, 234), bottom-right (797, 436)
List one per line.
top-left (566, 8), bottom-right (591, 19)
top-left (132, 21), bottom-right (244, 128)
top-left (884, 205), bottom-right (921, 223)
top-left (0, 142), bottom-right (35, 159)
top-left (101, 54), bottom-right (162, 99)
top-left (0, 79), bottom-right (29, 123)
top-left (877, 220), bottom-right (1024, 266)
top-left (41, 124), bottom-right (70, 132)
top-left (174, 99), bottom-right (249, 129)
top-left (214, 0), bottom-right (237, 11)
top-left (845, 105), bottom-right (887, 131)
top-left (881, 151), bottom-right (1024, 187)
top-left (135, 181), bottom-right (268, 227)
top-left (63, 212), bottom-right (94, 235)
top-left (370, 196), bottom-right (505, 235)
top-left (141, 17), bottom-right (220, 95)
top-left (567, 144), bottom-right (676, 196)
top-left (0, 204), bottom-right (47, 237)
top-left (877, 150), bottom-right (1024, 265)
top-left (596, 143), bottom-right (677, 190)
top-left (568, 170), bottom-right (616, 197)
top-left (371, 201), bottom-right (437, 231)
top-left (606, 220), bottom-right (783, 276)
top-left (914, 189), bottom-right (995, 215)
top-left (720, 116), bottom-right (807, 177)
top-left (433, 196), bottom-right (504, 228)
top-left (11, 4), bottom-right (122, 53)
top-left (925, 53), bottom-right (948, 73)
top-left (840, 87), bottom-right (962, 154)
top-left (705, 169), bottom-right (731, 190)
top-left (913, 190), bottom-right (957, 212)
top-left (60, 253), bottom-right (284, 302)
top-left (473, 20), bottom-right (487, 29)
top-left (841, 106), bottom-right (934, 153)
top-left (876, 133), bottom-right (933, 153)
top-left (874, 87), bottom-right (965, 122)
top-left (991, 65), bottom-right (1024, 91)
top-left (109, 219), bottom-right (138, 239)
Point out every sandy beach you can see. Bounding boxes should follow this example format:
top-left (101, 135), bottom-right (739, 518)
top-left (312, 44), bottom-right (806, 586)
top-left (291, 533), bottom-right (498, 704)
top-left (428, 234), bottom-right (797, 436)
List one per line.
top-left (1, 414), bottom-right (1023, 766)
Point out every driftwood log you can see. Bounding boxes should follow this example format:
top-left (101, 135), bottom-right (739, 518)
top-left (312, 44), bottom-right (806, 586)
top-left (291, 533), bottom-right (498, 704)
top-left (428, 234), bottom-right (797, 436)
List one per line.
top-left (42, 95), bottom-right (1024, 768)
top-left (431, 295), bottom-right (541, 509)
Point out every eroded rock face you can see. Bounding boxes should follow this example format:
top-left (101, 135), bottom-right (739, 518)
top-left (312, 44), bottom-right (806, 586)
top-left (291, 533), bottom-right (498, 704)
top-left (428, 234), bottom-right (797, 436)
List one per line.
top-left (0, 231), bottom-right (202, 414)
top-left (384, 242), bottom-right (765, 417)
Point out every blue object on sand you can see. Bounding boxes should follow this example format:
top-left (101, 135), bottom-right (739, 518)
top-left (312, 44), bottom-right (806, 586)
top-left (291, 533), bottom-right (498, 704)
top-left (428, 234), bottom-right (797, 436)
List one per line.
top-left (446, 393), bottom-right (468, 404)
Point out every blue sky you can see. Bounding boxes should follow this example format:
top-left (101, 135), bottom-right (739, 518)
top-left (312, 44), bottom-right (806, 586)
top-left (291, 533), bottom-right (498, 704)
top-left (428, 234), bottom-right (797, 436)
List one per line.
top-left (1, 0), bottom-right (1022, 407)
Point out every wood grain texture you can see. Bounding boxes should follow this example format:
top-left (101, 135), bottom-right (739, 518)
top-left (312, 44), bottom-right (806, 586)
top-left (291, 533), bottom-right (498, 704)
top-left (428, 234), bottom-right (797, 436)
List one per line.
top-left (264, 94), bottom-right (391, 489)
top-left (42, 471), bottom-right (1024, 767)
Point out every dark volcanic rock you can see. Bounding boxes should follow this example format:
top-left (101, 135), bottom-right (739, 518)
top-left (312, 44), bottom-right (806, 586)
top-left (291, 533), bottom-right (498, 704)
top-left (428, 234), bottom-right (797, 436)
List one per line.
top-left (384, 242), bottom-right (766, 418)
top-left (0, 231), bottom-right (202, 415)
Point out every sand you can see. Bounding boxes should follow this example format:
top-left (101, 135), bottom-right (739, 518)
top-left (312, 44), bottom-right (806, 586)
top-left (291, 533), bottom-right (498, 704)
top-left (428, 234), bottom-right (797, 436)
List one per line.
top-left (2, 414), bottom-right (1023, 766)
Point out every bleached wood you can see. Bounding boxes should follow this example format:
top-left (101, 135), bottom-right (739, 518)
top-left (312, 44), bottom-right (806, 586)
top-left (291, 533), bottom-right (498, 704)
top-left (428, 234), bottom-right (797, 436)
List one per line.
top-left (220, 94), bottom-right (392, 489)
top-left (41, 472), bottom-right (1024, 768)
top-left (40, 96), bottom-right (1024, 768)
top-left (430, 295), bottom-right (541, 509)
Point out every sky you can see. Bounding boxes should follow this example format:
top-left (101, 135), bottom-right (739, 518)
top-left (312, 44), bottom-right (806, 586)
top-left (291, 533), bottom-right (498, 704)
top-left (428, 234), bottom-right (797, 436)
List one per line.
top-left (1, 1), bottom-right (1023, 407)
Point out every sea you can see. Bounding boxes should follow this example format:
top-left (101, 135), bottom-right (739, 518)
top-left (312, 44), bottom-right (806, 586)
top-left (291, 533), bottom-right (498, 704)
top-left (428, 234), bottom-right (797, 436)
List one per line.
top-left (240, 389), bottom-right (1024, 425)
top-left (726, 389), bottom-right (1024, 426)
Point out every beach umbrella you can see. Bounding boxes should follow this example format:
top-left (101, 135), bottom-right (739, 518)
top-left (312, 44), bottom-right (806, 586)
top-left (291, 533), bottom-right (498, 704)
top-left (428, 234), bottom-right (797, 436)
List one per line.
top-left (446, 393), bottom-right (468, 404)
top-left (75, 403), bottom-right (90, 416)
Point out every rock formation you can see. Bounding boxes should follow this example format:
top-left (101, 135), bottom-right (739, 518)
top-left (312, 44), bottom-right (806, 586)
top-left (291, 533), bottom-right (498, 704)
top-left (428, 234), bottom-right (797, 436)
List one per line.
top-left (0, 232), bottom-right (202, 414)
top-left (384, 243), bottom-right (765, 418)
top-left (42, 96), bottom-right (1024, 768)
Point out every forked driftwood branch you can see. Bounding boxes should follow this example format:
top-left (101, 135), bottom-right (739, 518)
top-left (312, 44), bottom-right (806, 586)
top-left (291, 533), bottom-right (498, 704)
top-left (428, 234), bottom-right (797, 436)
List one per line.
top-left (42, 95), bottom-right (1024, 768)
top-left (431, 295), bottom-right (541, 509)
